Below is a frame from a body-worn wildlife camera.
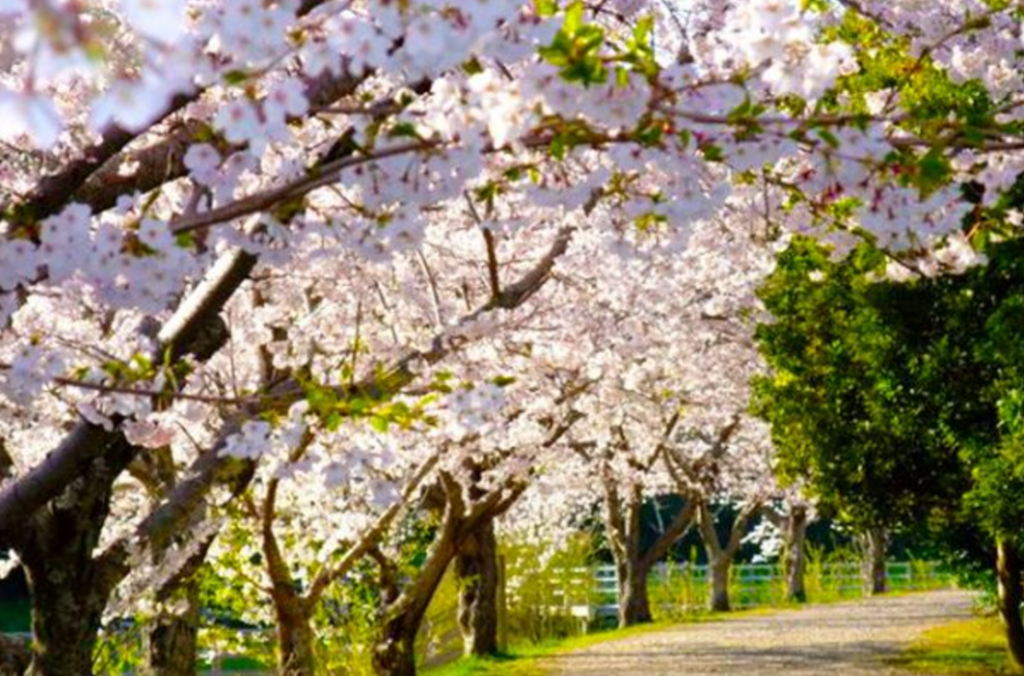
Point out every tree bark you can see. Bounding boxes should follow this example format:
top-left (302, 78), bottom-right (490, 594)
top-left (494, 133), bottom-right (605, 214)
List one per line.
top-left (371, 542), bottom-right (455, 676)
top-left (22, 567), bottom-right (104, 676)
top-left (16, 443), bottom-right (132, 676)
top-left (782, 506), bottom-right (808, 603)
top-left (262, 499), bottom-right (316, 676)
top-left (373, 617), bottom-right (419, 676)
top-left (601, 477), bottom-right (654, 628)
top-left (455, 518), bottom-right (500, 657)
top-left (859, 528), bottom-right (888, 596)
top-left (616, 558), bottom-right (653, 627)
top-left (371, 468), bottom-right (513, 676)
top-left (0, 635), bottom-right (30, 676)
top-left (271, 588), bottom-right (316, 676)
top-left (142, 581), bottom-right (201, 676)
top-left (371, 502), bottom-right (459, 676)
top-left (696, 501), bottom-right (758, 613)
top-left (708, 555), bottom-right (731, 612)
top-left (997, 538), bottom-right (1024, 670)
top-left (21, 530), bottom-right (108, 676)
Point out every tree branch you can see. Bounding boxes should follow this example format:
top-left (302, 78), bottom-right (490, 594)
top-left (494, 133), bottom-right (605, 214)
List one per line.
top-left (0, 249), bottom-right (255, 539)
top-left (640, 498), bottom-right (696, 571)
top-left (724, 502), bottom-right (762, 559)
top-left (303, 453), bottom-right (439, 610)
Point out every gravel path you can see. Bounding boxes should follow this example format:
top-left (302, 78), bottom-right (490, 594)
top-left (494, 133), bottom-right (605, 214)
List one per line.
top-left (539, 590), bottom-right (975, 675)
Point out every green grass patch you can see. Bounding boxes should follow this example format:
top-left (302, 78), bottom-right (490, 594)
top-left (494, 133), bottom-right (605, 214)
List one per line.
top-left (197, 655), bottom-right (267, 673)
top-left (891, 616), bottom-right (1019, 675)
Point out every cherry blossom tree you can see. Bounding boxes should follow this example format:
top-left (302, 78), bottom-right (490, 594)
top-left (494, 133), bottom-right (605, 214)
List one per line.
top-left (0, 0), bottom-right (1020, 674)
top-left (187, 219), bottom-right (586, 675)
top-left (500, 205), bottom-right (776, 626)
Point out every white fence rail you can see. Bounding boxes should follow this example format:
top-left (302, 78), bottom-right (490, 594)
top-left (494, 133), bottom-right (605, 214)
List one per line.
top-left (533, 560), bottom-right (946, 623)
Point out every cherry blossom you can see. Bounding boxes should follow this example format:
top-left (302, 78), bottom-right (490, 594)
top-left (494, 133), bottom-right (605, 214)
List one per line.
top-left (0, 0), bottom-right (1019, 674)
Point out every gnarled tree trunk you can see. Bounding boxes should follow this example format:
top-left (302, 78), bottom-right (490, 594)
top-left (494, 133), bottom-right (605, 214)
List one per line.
top-left (996, 538), bottom-right (1024, 669)
top-left (17, 444), bottom-right (131, 676)
top-left (371, 535), bottom-right (458, 676)
top-left (372, 479), bottom-right (462, 676)
top-left (455, 518), bottom-right (500, 657)
top-left (601, 475), bottom-right (697, 628)
top-left (143, 582), bottom-right (201, 676)
top-left (22, 560), bottom-right (106, 676)
top-left (707, 554), bottom-right (732, 612)
top-left (696, 500), bottom-right (759, 613)
top-left (271, 588), bottom-right (316, 676)
top-left (601, 479), bottom-right (652, 629)
top-left (616, 557), bottom-right (653, 627)
top-left (859, 528), bottom-right (888, 596)
top-left (373, 615), bottom-right (420, 676)
top-left (372, 464), bottom-right (529, 676)
top-left (782, 506), bottom-right (808, 603)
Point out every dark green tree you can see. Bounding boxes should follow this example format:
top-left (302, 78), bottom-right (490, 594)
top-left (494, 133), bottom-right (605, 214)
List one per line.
top-left (754, 234), bottom-right (1024, 667)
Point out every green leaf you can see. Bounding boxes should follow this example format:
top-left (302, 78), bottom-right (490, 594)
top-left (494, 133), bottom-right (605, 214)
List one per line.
top-left (915, 148), bottom-right (952, 197)
top-left (535, 0), bottom-right (558, 16)
top-left (223, 69), bottom-right (250, 86)
top-left (387, 121), bottom-right (422, 140)
top-left (563, 0), bottom-right (583, 34)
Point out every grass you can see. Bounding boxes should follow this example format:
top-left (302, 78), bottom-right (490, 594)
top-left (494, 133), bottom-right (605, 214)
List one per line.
top-left (421, 623), bottom-right (675, 676)
top-left (890, 616), bottom-right (1020, 676)
top-left (422, 606), bottom-right (782, 676)
top-left (198, 655), bottom-right (267, 673)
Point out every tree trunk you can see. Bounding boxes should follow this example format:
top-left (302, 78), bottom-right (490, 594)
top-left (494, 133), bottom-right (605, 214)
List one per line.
top-left (17, 447), bottom-right (130, 676)
top-left (783, 507), bottom-right (808, 603)
top-left (142, 581), bottom-right (201, 676)
top-left (141, 533), bottom-right (214, 676)
top-left (22, 558), bottom-right (105, 676)
top-left (272, 590), bottom-right (316, 676)
top-left (615, 558), bottom-right (653, 628)
top-left (372, 524), bottom-right (460, 676)
top-left (455, 519), bottom-right (500, 656)
top-left (0, 635), bottom-right (30, 676)
top-left (997, 538), bottom-right (1024, 669)
top-left (708, 555), bottom-right (731, 612)
top-left (261, 485), bottom-right (317, 676)
top-left (601, 477), bottom-right (653, 628)
top-left (859, 528), bottom-right (888, 596)
top-left (372, 618), bottom-right (418, 676)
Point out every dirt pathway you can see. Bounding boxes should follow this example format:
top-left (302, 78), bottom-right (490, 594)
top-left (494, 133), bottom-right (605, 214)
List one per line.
top-left (539, 590), bottom-right (975, 675)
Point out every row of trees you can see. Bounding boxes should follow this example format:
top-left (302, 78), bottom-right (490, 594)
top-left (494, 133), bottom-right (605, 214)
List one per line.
top-left (0, 0), bottom-right (1021, 674)
top-left (755, 227), bottom-right (1024, 670)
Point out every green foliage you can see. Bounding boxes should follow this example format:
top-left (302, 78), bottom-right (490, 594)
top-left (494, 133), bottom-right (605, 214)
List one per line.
top-left (93, 624), bottom-right (145, 676)
top-left (312, 567), bottom-right (385, 676)
top-left (538, 2), bottom-right (609, 86)
top-left (538, 0), bottom-right (658, 88)
top-left (752, 236), bottom-right (963, 530)
top-left (754, 233), bottom-right (1024, 579)
top-left (298, 367), bottom-right (437, 433)
top-left (501, 533), bottom-right (599, 645)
